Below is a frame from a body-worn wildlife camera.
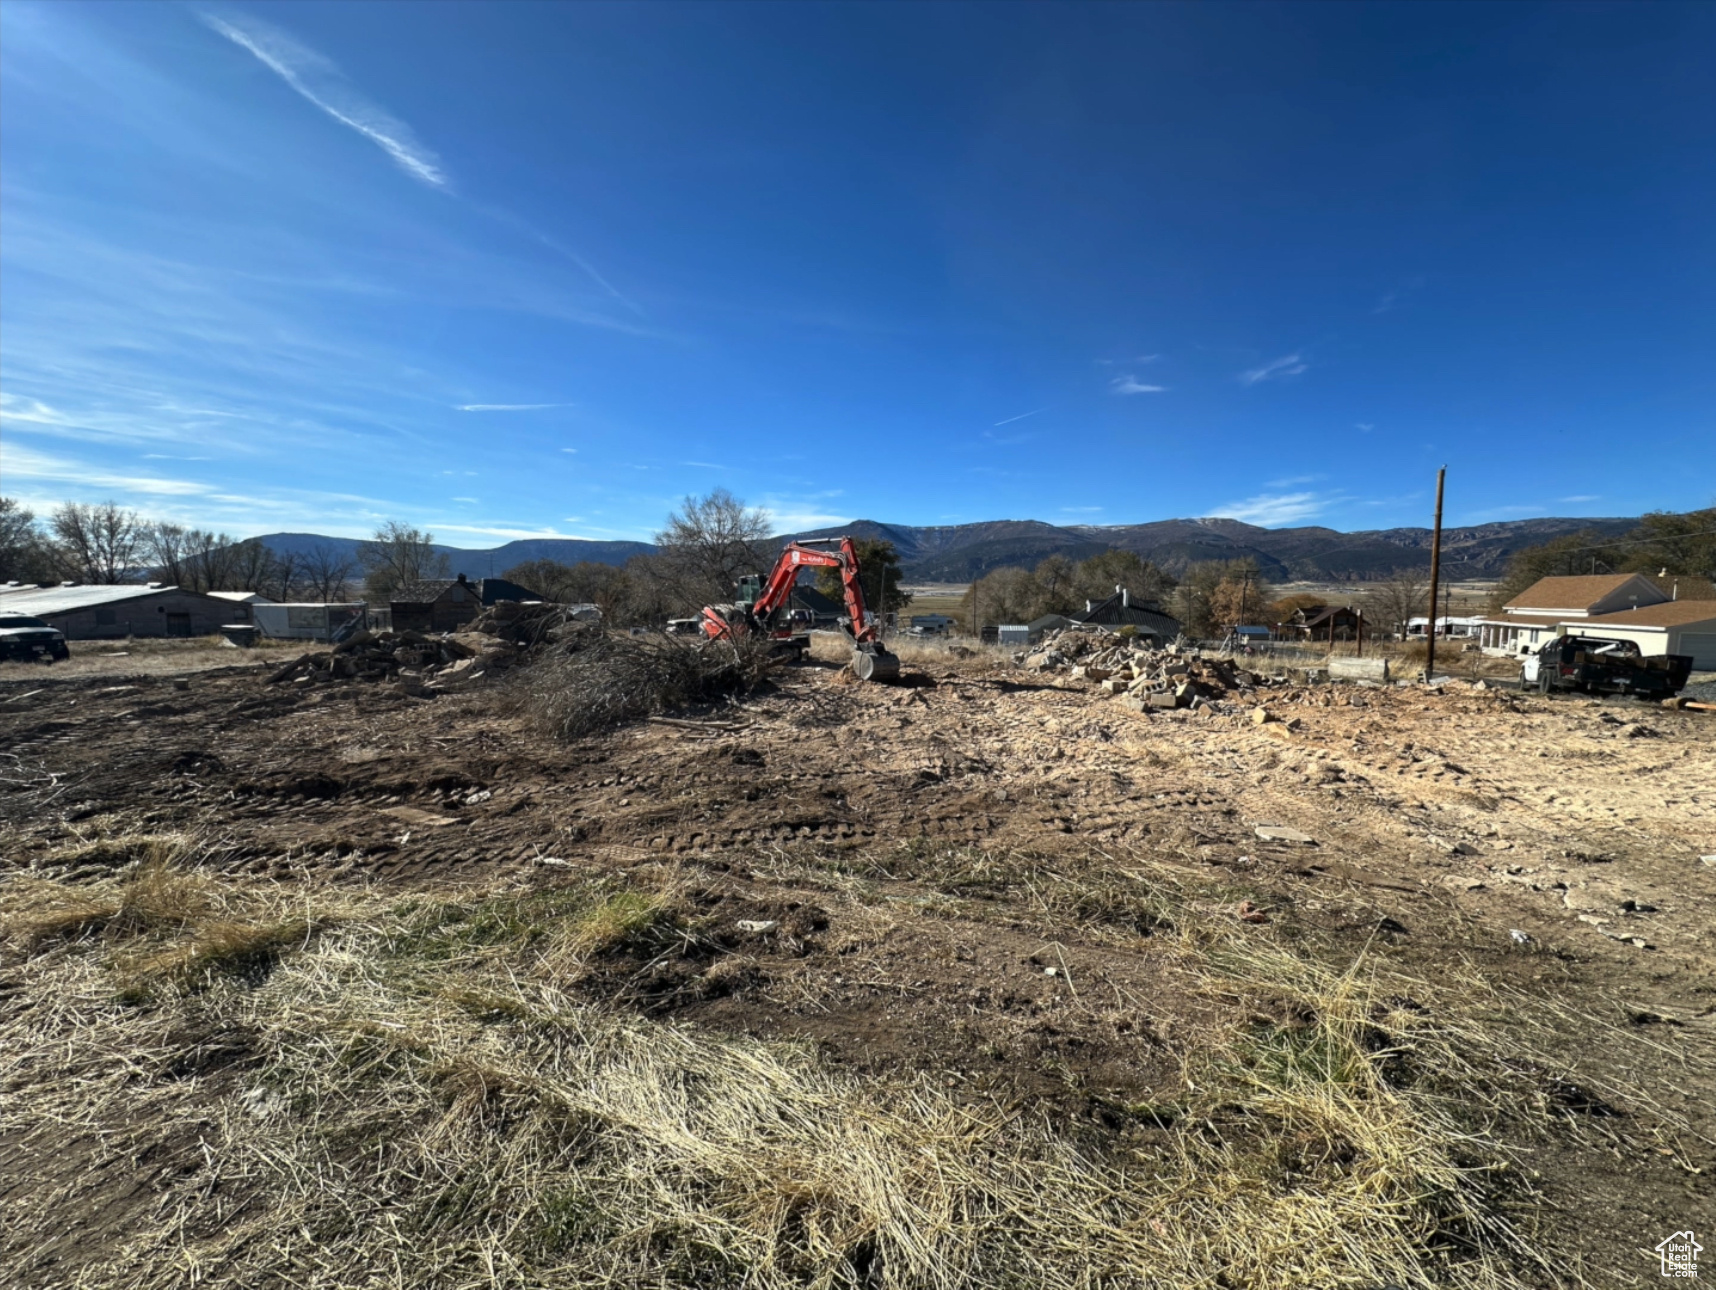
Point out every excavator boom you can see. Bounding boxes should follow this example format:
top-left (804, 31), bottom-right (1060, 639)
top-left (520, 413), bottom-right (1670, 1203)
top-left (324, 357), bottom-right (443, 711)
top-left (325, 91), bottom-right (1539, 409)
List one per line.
top-left (698, 537), bottom-right (898, 681)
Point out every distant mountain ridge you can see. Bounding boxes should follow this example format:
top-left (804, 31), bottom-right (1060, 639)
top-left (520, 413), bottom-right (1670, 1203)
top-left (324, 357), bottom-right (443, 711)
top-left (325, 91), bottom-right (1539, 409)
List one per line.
top-left (778, 515), bottom-right (1640, 581)
top-left (256, 514), bottom-right (1639, 585)
top-left (253, 533), bottom-right (653, 581)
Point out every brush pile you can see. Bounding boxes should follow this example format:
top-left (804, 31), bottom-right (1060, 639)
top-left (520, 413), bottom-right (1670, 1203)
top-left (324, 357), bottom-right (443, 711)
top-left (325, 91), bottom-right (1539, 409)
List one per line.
top-left (265, 608), bottom-right (598, 695)
top-left (517, 628), bottom-right (778, 739)
top-left (1018, 628), bottom-right (1276, 710)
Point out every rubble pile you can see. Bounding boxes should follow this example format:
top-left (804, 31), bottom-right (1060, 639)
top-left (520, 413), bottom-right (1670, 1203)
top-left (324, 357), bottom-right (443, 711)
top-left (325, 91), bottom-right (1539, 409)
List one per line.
top-left (265, 605), bottom-right (597, 696)
top-left (1015, 628), bottom-right (1274, 711)
top-left (466, 600), bottom-right (598, 647)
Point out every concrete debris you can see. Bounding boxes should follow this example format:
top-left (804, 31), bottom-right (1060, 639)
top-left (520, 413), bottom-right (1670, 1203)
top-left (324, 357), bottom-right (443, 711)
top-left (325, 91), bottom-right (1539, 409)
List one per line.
top-left (1016, 629), bottom-right (1263, 710)
top-left (1255, 825), bottom-right (1316, 844)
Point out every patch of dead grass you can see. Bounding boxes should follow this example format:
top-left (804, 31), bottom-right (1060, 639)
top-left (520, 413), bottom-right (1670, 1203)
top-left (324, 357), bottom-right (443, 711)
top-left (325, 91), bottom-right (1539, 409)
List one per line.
top-left (3, 850), bottom-right (1697, 1289)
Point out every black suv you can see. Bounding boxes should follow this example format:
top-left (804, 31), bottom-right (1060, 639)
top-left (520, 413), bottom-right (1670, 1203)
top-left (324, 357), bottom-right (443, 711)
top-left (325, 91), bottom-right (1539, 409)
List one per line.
top-left (0, 615), bottom-right (71, 662)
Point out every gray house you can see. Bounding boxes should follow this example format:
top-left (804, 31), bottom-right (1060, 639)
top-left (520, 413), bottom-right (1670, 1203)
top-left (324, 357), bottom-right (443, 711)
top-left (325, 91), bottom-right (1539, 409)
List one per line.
top-left (0, 584), bottom-right (242, 640)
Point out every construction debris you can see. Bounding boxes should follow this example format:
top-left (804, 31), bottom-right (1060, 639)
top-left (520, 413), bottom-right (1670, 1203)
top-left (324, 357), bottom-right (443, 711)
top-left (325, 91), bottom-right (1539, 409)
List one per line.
top-left (264, 604), bottom-right (596, 694)
top-left (1018, 629), bottom-right (1265, 710)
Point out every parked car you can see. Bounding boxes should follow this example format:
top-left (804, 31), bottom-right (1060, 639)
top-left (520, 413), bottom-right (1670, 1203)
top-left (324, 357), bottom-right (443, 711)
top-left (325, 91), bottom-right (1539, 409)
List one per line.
top-left (0, 614), bottom-right (71, 663)
top-left (1521, 635), bottom-right (1692, 699)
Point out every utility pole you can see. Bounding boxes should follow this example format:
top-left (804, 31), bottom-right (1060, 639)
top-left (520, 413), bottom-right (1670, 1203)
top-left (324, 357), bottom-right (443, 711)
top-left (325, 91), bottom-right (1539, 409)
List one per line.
top-left (1425, 466), bottom-right (1446, 682)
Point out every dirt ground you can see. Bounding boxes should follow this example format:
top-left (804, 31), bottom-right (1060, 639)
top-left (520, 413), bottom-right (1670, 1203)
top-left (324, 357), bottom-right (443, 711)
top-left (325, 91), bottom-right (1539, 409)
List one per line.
top-left (2, 642), bottom-right (1712, 1286)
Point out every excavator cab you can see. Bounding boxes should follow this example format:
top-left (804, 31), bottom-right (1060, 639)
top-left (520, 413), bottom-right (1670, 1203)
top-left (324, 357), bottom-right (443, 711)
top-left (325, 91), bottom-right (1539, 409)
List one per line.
top-left (696, 537), bottom-right (899, 682)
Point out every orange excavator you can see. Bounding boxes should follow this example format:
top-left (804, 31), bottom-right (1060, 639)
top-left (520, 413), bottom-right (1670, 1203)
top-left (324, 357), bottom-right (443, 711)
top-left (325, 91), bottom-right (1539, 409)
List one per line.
top-left (699, 537), bottom-right (900, 681)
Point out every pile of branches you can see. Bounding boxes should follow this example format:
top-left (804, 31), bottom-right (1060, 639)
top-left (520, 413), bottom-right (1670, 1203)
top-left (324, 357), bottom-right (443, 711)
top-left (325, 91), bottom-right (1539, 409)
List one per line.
top-left (517, 629), bottom-right (777, 739)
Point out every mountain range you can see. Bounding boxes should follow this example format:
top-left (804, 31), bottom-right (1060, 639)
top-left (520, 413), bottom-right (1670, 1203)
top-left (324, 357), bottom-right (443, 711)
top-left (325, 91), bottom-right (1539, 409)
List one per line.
top-left (255, 514), bottom-right (1638, 585)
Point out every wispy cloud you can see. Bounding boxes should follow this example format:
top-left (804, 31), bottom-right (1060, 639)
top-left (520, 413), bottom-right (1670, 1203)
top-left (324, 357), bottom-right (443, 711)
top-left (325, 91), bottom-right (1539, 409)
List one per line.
top-left (681, 460), bottom-right (726, 469)
top-left (1209, 491), bottom-right (1327, 526)
top-left (1355, 422), bottom-right (1375, 433)
top-left (993, 408), bottom-right (1045, 427)
top-left (560, 447), bottom-right (578, 454)
top-left (1, 442), bottom-right (214, 496)
top-left (1095, 354), bottom-right (1161, 366)
top-left (1240, 354), bottom-right (1308, 385)
top-left (1060, 506), bottom-right (1104, 513)
top-left (1110, 375), bottom-right (1166, 395)
top-left (1373, 276), bottom-right (1424, 315)
top-left (454, 403), bottom-right (568, 412)
top-left (1266, 474), bottom-right (1323, 489)
top-left (1560, 494), bottom-right (1601, 503)
top-left (202, 12), bottom-right (446, 187)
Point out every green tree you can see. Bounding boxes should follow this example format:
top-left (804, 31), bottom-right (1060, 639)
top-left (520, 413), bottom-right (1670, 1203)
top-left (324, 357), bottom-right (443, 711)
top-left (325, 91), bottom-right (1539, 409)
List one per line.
top-left (1487, 529), bottom-right (1611, 612)
top-left (1618, 507), bottom-right (1716, 578)
top-left (814, 538), bottom-right (910, 617)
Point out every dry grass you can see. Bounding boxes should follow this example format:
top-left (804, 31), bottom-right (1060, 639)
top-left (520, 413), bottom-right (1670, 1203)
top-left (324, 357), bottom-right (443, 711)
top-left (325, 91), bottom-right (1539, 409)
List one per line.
top-left (0, 635), bottom-right (304, 681)
top-left (3, 847), bottom-right (1688, 1289)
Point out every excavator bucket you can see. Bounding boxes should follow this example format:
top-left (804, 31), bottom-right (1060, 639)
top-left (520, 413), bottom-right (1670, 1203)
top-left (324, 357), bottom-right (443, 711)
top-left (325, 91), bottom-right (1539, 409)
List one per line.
top-left (851, 643), bottom-right (899, 682)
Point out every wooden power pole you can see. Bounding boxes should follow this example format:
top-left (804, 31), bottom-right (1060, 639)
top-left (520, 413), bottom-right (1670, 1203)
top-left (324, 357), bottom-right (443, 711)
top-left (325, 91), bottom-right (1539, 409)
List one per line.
top-left (1425, 466), bottom-right (1446, 682)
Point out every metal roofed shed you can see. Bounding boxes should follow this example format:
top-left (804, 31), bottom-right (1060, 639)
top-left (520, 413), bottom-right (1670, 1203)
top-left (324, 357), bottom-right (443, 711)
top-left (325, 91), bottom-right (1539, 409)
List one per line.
top-left (252, 602), bottom-right (371, 643)
top-left (0, 584), bottom-right (237, 640)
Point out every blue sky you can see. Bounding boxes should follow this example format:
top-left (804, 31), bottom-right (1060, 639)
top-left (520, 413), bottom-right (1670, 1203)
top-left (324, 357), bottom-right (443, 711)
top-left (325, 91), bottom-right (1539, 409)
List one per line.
top-left (2, 1), bottom-right (1711, 544)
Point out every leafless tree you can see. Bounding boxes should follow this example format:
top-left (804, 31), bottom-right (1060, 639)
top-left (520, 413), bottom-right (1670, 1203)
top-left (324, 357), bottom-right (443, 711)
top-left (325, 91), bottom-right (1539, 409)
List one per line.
top-left (267, 549), bottom-right (300, 602)
top-left (652, 489), bottom-right (774, 610)
top-left (301, 543), bottom-right (357, 602)
top-left (144, 522), bottom-right (193, 588)
top-left (357, 522), bottom-right (451, 597)
top-left (182, 529), bottom-right (240, 593)
top-left (0, 498), bottom-right (54, 582)
top-left (1368, 570), bottom-right (1431, 639)
top-left (49, 501), bottom-right (142, 583)
top-left (230, 538), bottom-right (274, 593)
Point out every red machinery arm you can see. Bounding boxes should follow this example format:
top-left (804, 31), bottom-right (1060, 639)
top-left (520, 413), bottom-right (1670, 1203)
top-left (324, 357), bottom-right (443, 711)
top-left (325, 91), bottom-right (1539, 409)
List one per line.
top-left (753, 538), bottom-right (881, 643)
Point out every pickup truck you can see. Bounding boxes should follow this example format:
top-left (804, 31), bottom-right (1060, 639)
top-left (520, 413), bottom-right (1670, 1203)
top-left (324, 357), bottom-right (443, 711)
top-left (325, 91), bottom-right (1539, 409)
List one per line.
top-left (1521, 635), bottom-right (1692, 699)
top-left (0, 614), bottom-right (71, 663)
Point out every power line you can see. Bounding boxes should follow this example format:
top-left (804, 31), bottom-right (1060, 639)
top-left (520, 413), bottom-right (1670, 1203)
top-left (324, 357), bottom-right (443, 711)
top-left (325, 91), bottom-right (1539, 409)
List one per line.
top-left (1546, 525), bottom-right (1716, 553)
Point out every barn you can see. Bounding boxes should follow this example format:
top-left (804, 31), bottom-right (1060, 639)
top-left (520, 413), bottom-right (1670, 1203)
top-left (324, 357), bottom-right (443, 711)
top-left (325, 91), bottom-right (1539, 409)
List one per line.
top-left (0, 584), bottom-right (241, 640)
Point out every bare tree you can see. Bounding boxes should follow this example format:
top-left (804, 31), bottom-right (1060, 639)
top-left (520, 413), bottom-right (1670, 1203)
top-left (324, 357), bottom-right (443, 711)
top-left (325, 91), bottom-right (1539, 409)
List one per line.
top-left (357, 522), bottom-right (451, 597)
top-left (183, 529), bottom-right (240, 593)
top-left (1368, 570), bottom-right (1431, 639)
top-left (652, 489), bottom-right (774, 610)
top-left (0, 497), bottom-right (54, 582)
top-left (144, 522), bottom-right (193, 588)
top-left (230, 538), bottom-right (274, 593)
top-left (267, 549), bottom-right (300, 602)
top-left (301, 543), bottom-right (357, 602)
top-left (49, 501), bottom-right (142, 583)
